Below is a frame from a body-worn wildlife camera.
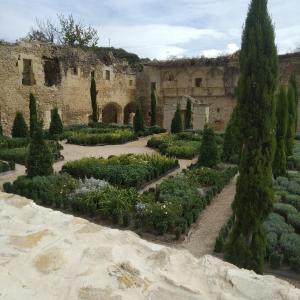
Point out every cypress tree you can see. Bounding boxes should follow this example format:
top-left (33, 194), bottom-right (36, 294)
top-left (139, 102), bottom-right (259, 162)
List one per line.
top-left (185, 98), bottom-right (192, 129)
top-left (171, 103), bottom-right (183, 134)
top-left (90, 76), bottom-right (98, 123)
top-left (0, 112), bottom-right (3, 137)
top-left (29, 93), bottom-right (37, 137)
top-left (49, 107), bottom-right (63, 136)
top-left (224, 0), bottom-right (278, 274)
top-left (222, 106), bottom-right (241, 162)
top-left (286, 83), bottom-right (296, 156)
top-left (133, 104), bottom-right (144, 133)
top-left (150, 90), bottom-right (157, 126)
top-left (11, 111), bottom-right (28, 138)
top-left (289, 73), bottom-right (298, 132)
top-left (26, 120), bottom-right (53, 177)
top-left (198, 125), bottom-right (219, 167)
top-left (273, 86), bottom-right (288, 178)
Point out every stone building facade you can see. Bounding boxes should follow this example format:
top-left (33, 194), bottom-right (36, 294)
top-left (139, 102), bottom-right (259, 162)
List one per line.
top-left (0, 41), bottom-right (136, 135)
top-left (0, 41), bottom-right (299, 134)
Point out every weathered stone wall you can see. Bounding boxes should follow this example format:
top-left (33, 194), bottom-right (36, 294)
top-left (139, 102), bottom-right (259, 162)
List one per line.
top-left (137, 53), bottom-right (300, 131)
top-left (0, 41), bottom-right (136, 135)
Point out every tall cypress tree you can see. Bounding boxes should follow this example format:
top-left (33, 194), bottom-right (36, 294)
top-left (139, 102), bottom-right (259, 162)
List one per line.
top-left (133, 104), bottom-right (144, 133)
top-left (0, 112), bottom-right (3, 137)
top-left (224, 0), bottom-right (278, 274)
top-left (150, 90), bottom-right (157, 126)
top-left (11, 112), bottom-right (28, 138)
top-left (171, 103), bottom-right (183, 134)
top-left (273, 86), bottom-right (288, 178)
top-left (90, 75), bottom-right (98, 123)
top-left (185, 99), bottom-right (192, 129)
top-left (49, 107), bottom-right (63, 137)
top-left (286, 83), bottom-right (296, 156)
top-left (29, 93), bottom-right (37, 137)
top-left (289, 73), bottom-right (298, 132)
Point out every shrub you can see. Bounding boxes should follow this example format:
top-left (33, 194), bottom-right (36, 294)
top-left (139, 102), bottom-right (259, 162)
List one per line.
top-left (290, 256), bottom-right (300, 273)
top-left (0, 160), bottom-right (15, 173)
top-left (186, 167), bottom-right (221, 187)
top-left (11, 112), bottom-right (28, 138)
top-left (0, 147), bottom-right (28, 164)
top-left (279, 233), bottom-right (300, 263)
top-left (281, 194), bottom-right (300, 211)
top-left (0, 137), bottom-right (29, 149)
top-left (274, 203), bottom-right (298, 220)
top-left (171, 103), bottom-right (183, 134)
top-left (263, 213), bottom-right (294, 236)
top-left (29, 93), bottom-right (37, 137)
top-left (269, 251), bottom-right (283, 269)
top-left (133, 105), bottom-right (144, 133)
top-left (49, 107), bottom-right (63, 137)
top-left (287, 213), bottom-right (300, 232)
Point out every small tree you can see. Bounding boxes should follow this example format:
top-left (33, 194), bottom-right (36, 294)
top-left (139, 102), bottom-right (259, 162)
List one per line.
top-left (11, 112), bottom-right (28, 138)
top-left (222, 107), bottom-right (241, 162)
top-left (273, 86), bottom-right (288, 178)
top-left (171, 104), bottom-right (183, 134)
top-left (133, 104), bottom-right (144, 133)
top-left (0, 112), bottom-right (3, 137)
top-left (150, 90), bottom-right (157, 126)
top-left (286, 83), bottom-right (297, 156)
top-left (90, 76), bottom-right (98, 123)
top-left (26, 121), bottom-right (53, 177)
top-left (29, 93), bottom-right (37, 137)
top-left (185, 99), bottom-right (192, 129)
top-left (49, 107), bottom-right (63, 136)
top-left (198, 126), bottom-right (219, 167)
top-left (289, 73), bottom-right (298, 132)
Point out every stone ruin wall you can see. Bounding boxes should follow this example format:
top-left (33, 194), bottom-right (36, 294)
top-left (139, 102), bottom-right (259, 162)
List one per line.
top-left (136, 53), bottom-right (300, 131)
top-left (0, 41), bottom-right (136, 135)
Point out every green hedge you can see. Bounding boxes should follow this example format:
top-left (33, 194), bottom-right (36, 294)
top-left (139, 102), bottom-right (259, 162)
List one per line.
top-left (0, 160), bottom-right (15, 173)
top-left (0, 137), bottom-right (29, 149)
top-left (62, 154), bottom-right (179, 188)
top-left (287, 213), bottom-right (300, 232)
top-left (274, 203), bottom-right (298, 220)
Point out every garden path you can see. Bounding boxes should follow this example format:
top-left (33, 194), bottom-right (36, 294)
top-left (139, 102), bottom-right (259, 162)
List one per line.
top-left (0, 137), bottom-right (194, 190)
top-left (179, 175), bottom-right (237, 258)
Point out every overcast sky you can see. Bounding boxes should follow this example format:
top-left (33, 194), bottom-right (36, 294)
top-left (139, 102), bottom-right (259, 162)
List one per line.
top-left (0, 0), bottom-right (299, 59)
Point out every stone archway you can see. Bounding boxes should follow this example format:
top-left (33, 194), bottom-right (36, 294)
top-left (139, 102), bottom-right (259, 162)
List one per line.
top-left (102, 102), bottom-right (122, 124)
top-left (123, 102), bottom-right (136, 125)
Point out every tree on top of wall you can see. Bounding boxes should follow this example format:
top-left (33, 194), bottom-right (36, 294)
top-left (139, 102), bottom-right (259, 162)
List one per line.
top-left (90, 75), bottom-right (98, 123)
top-left (185, 99), bottom-right (193, 129)
top-left (29, 93), bottom-right (38, 137)
top-left (224, 0), bottom-right (278, 274)
top-left (150, 90), bottom-right (157, 126)
top-left (49, 107), bottom-right (63, 137)
top-left (11, 112), bottom-right (28, 138)
top-left (171, 103), bottom-right (183, 134)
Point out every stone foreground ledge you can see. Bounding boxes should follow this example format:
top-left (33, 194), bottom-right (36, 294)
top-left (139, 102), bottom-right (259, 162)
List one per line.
top-left (0, 192), bottom-right (299, 300)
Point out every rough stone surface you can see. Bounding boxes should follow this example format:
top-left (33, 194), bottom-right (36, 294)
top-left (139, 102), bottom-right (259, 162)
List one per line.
top-left (0, 192), bottom-right (299, 300)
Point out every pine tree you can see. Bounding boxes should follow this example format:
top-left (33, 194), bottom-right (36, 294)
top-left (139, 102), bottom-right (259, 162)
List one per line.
top-left (224, 0), bottom-right (278, 274)
top-left (273, 86), bottom-right (288, 178)
top-left (171, 103), bottom-right (183, 134)
top-left (289, 73), bottom-right (298, 132)
top-left (0, 112), bottom-right (3, 137)
top-left (26, 120), bottom-right (53, 177)
top-left (29, 93), bottom-right (37, 137)
top-left (185, 99), bottom-right (192, 129)
top-left (11, 111), bottom-right (28, 138)
top-left (133, 104), bottom-right (144, 133)
top-left (222, 106), bottom-right (241, 162)
top-left (49, 107), bottom-right (63, 136)
top-left (150, 90), bottom-right (157, 126)
top-left (286, 83), bottom-right (296, 156)
top-left (198, 125), bottom-right (219, 167)
top-left (90, 76), bottom-right (98, 123)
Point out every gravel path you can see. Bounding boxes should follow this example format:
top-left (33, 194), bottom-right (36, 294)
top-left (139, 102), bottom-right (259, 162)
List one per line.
top-left (180, 175), bottom-right (237, 258)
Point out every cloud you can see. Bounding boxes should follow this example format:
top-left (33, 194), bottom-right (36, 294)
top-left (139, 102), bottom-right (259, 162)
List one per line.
top-left (201, 43), bottom-right (239, 58)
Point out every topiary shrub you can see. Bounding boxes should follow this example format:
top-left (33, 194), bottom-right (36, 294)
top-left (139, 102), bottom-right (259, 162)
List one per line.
top-left (133, 104), bottom-right (144, 133)
top-left (287, 213), bottom-right (300, 232)
top-left (49, 107), bottom-right (63, 137)
top-left (11, 112), bottom-right (28, 138)
top-left (274, 203), bottom-right (298, 220)
top-left (171, 104), bottom-right (183, 134)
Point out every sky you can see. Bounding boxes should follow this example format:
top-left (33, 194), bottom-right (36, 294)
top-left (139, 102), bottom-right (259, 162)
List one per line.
top-left (0, 0), bottom-right (299, 59)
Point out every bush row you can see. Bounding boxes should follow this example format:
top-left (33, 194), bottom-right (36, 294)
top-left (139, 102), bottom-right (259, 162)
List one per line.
top-left (62, 154), bottom-right (179, 188)
top-left (0, 160), bottom-right (15, 173)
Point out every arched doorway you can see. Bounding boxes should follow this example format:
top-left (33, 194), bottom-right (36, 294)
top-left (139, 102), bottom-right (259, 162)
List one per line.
top-left (123, 102), bottom-right (136, 125)
top-left (102, 102), bottom-right (122, 124)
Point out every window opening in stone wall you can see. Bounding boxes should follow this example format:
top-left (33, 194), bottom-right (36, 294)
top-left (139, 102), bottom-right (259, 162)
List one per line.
top-left (106, 70), bottom-right (111, 80)
top-left (168, 74), bottom-right (174, 81)
top-left (195, 78), bottom-right (203, 87)
top-left (72, 67), bottom-right (78, 75)
top-left (151, 82), bottom-right (156, 91)
top-left (129, 80), bottom-right (133, 86)
top-left (22, 59), bottom-right (36, 86)
top-left (43, 58), bottom-right (61, 87)
top-left (217, 108), bottom-right (221, 113)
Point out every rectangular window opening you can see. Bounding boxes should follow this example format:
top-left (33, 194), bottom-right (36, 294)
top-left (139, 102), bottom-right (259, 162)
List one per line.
top-left (195, 78), bottom-right (203, 87)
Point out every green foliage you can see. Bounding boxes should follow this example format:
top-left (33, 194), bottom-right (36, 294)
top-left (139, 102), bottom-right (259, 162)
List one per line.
top-left (185, 99), bottom-right (192, 129)
top-left (0, 160), bottom-right (15, 173)
top-left (198, 126), bottom-right (219, 168)
top-left (274, 203), bottom-right (297, 220)
top-left (0, 113), bottom-right (3, 137)
top-left (273, 86), bottom-right (288, 178)
top-left (222, 107), bottom-right (241, 163)
top-left (133, 104), bottom-right (144, 133)
top-left (0, 147), bottom-right (28, 164)
top-left (11, 112), bottom-right (28, 138)
top-left (90, 77), bottom-right (98, 123)
top-left (225, 0), bottom-right (278, 274)
top-left (287, 213), bottom-right (300, 232)
top-left (281, 193), bottom-right (300, 211)
top-left (4, 174), bottom-right (77, 208)
top-left (62, 153), bottom-right (178, 188)
top-left (286, 83), bottom-right (297, 156)
top-left (280, 233), bottom-right (300, 266)
top-left (289, 73), bottom-right (298, 131)
top-left (49, 107), bottom-right (63, 137)
top-left (29, 93), bottom-right (37, 137)
top-left (150, 90), bottom-right (157, 126)
top-left (171, 104), bottom-right (183, 134)
top-left (26, 122), bottom-right (54, 177)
